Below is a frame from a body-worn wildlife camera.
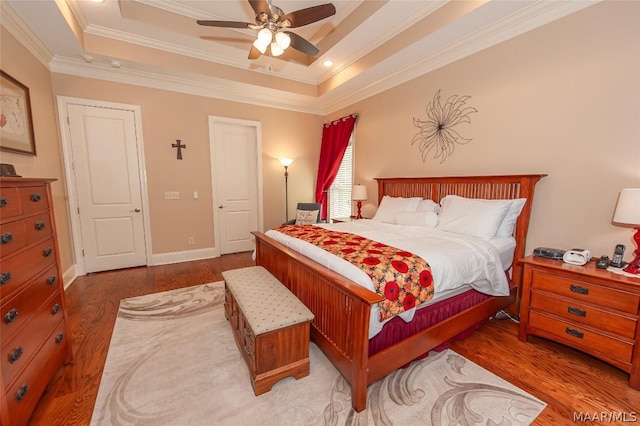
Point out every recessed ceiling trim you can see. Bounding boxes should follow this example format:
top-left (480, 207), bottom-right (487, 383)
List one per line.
top-left (321, 0), bottom-right (600, 114)
top-left (85, 24), bottom-right (319, 85)
top-left (49, 56), bottom-right (325, 115)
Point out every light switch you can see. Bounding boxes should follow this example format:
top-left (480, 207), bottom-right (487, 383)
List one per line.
top-left (193, 191), bottom-right (198, 199)
top-left (164, 191), bottom-right (180, 200)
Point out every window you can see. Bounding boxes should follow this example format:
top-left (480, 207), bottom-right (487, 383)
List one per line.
top-left (329, 134), bottom-right (354, 219)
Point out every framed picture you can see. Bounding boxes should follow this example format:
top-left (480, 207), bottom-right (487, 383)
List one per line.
top-left (1, 70), bottom-right (36, 155)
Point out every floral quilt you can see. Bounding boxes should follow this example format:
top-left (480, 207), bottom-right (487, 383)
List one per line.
top-left (275, 224), bottom-right (435, 321)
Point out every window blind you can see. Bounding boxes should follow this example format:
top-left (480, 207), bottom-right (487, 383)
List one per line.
top-left (329, 138), bottom-right (353, 220)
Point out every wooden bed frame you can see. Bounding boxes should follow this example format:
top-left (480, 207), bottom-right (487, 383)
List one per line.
top-left (253, 174), bottom-right (545, 412)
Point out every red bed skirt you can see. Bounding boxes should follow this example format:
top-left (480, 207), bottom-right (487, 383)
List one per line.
top-left (369, 288), bottom-right (491, 359)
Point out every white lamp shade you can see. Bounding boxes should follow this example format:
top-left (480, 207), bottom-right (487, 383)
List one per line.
top-left (279, 158), bottom-right (294, 167)
top-left (352, 184), bottom-right (368, 201)
top-left (257, 28), bottom-right (272, 44)
top-left (613, 188), bottom-right (640, 225)
top-left (275, 31), bottom-right (291, 50)
top-left (253, 38), bottom-right (269, 54)
top-left (270, 42), bottom-right (284, 57)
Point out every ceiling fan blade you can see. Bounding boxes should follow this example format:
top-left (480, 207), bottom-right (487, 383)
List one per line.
top-left (197, 20), bottom-right (252, 29)
top-left (249, 0), bottom-right (270, 15)
top-left (283, 4), bottom-right (336, 28)
top-left (285, 31), bottom-right (320, 57)
top-left (248, 45), bottom-right (261, 59)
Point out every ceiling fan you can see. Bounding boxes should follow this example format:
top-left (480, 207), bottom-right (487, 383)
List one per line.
top-left (197, 0), bottom-right (336, 59)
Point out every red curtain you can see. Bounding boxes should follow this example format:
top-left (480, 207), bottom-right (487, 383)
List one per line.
top-left (315, 114), bottom-right (358, 220)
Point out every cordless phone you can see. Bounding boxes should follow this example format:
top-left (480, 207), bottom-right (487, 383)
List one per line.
top-left (610, 244), bottom-right (625, 268)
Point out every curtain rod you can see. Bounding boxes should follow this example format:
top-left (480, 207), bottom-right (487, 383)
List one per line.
top-left (324, 113), bottom-right (358, 126)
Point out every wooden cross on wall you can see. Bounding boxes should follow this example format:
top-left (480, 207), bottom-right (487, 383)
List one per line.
top-left (172, 140), bottom-right (186, 160)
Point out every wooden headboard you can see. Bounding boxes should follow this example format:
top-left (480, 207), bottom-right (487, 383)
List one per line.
top-left (375, 174), bottom-right (546, 291)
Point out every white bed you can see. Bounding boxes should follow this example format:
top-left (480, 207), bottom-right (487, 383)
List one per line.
top-left (265, 219), bottom-right (515, 337)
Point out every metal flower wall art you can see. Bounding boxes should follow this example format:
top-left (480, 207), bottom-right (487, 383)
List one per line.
top-left (412, 90), bottom-right (477, 163)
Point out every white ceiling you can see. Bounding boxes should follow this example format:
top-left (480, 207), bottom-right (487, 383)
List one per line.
top-left (3, 0), bottom-right (598, 114)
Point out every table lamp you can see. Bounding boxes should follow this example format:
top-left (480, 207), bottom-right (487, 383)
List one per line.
top-left (612, 188), bottom-right (640, 274)
top-left (352, 184), bottom-right (368, 220)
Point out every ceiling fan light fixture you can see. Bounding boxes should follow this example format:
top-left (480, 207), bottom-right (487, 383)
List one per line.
top-left (270, 42), bottom-right (284, 57)
top-left (275, 32), bottom-right (290, 50)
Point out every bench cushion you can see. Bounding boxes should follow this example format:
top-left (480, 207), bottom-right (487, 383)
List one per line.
top-left (222, 266), bottom-right (314, 335)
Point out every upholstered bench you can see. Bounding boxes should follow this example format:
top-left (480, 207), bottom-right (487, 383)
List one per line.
top-left (221, 266), bottom-right (314, 395)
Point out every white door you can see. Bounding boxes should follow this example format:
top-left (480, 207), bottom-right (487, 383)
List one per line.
top-left (210, 117), bottom-right (262, 254)
top-left (62, 101), bottom-right (149, 273)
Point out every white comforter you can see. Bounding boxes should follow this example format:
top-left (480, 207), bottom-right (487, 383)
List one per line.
top-left (264, 220), bottom-right (510, 338)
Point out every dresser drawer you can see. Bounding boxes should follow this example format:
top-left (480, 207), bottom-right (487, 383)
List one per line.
top-left (529, 311), bottom-right (634, 363)
top-left (0, 187), bottom-right (21, 219)
top-left (0, 238), bottom-right (56, 299)
top-left (532, 271), bottom-right (640, 314)
top-left (1, 292), bottom-right (65, 388)
top-left (1, 265), bottom-right (59, 342)
top-left (531, 291), bottom-right (638, 340)
top-left (3, 320), bottom-right (68, 426)
top-left (18, 186), bottom-right (49, 216)
top-left (0, 220), bottom-right (28, 257)
top-left (26, 212), bottom-right (53, 245)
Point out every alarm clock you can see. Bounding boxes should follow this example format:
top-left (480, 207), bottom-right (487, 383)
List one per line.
top-left (563, 248), bottom-right (592, 266)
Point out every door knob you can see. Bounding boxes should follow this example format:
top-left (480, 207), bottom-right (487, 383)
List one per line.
top-left (219, 205), bottom-right (226, 209)
top-left (131, 208), bottom-right (141, 212)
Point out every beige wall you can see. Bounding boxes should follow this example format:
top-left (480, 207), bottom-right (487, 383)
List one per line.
top-left (329, 1), bottom-right (640, 261)
top-left (0, 27), bottom-right (74, 272)
top-left (50, 75), bottom-right (323, 254)
top-left (3, 0), bottom-right (639, 273)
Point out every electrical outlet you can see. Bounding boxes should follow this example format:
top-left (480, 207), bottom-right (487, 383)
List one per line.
top-left (188, 237), bottom-right (195, 245)
top-left (164, 191), bottom-right (180, 200)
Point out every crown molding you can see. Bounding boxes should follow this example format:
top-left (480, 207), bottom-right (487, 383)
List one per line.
top-left (49, 56), bottom-right (325, 115)
top-left (1, 1), bottom-right (52, 68)
top-left (6, 0), bottom-right (599, 117)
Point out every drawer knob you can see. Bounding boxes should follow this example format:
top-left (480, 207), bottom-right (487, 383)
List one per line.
top-left (51, 303), bottom-right (61, 315)
top-left (4, 308), bottom-right (19, 324)
top-left (565, 327), bottom-right (585, 339)
top-left (35, 221), bottom-right (46, 230)
top-left (43, 247), bottom-right (53, 257)
top-left (9, 346), bottom-right (23, 364)
top-left (55, 333), bottom-right (65, 344)
top-left (568, 306), bottom-right (587, 317)
top-left (0, 196), bottom-right (6, 207)
top-left (15, 384), bottom-right (29, 402)
top-left (48, 275), bottom-right (57, 285)
top-left (569, 284), bottom-right (589, 295)
top-left (1, 232), bottom-right (13, 244)
top-left (0, 271), bottom-right (12, 285)
top-left (31, 193), bottom-right (42, 202)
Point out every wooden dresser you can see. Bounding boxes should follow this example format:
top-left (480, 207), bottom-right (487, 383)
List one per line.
top-left (519, 255), bottom-right (640, 389)
top-left (0, 177), bottom-right (73, 426)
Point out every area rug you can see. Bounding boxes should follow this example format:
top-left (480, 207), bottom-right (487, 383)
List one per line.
top-left (91, 282), bottom-right (546, 425)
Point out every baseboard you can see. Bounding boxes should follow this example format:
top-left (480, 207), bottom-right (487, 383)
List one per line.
top-left (63, 264), bottom-right (78, 290)
top-left (151, 247), bottom-right (220, 266)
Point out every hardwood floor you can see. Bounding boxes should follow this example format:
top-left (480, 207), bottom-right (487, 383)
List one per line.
top-left (28, 252), bottom-right (639, 425)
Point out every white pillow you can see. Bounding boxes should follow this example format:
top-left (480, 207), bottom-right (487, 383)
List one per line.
top-left (439, 196), bottom-right (527, 238)
top-left (295, 209), bottom-right (319, 225)
top-left (496, 198), bottom-right (526, 238)
top-left (394, 211), bottom-right (438, 228)
top-left (415, 199), bottom-right (440, 213)
top-left (371, 196), bottom-right (422, 224)
top-left (436, 196), bottom-right (510, 240)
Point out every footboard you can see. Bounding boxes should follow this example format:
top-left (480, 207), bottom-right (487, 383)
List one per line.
top-left (252, 231), bottom-right (382, 411)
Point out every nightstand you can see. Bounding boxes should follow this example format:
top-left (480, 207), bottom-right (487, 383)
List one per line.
top-left (518, 255), bottom-right (640, 389)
